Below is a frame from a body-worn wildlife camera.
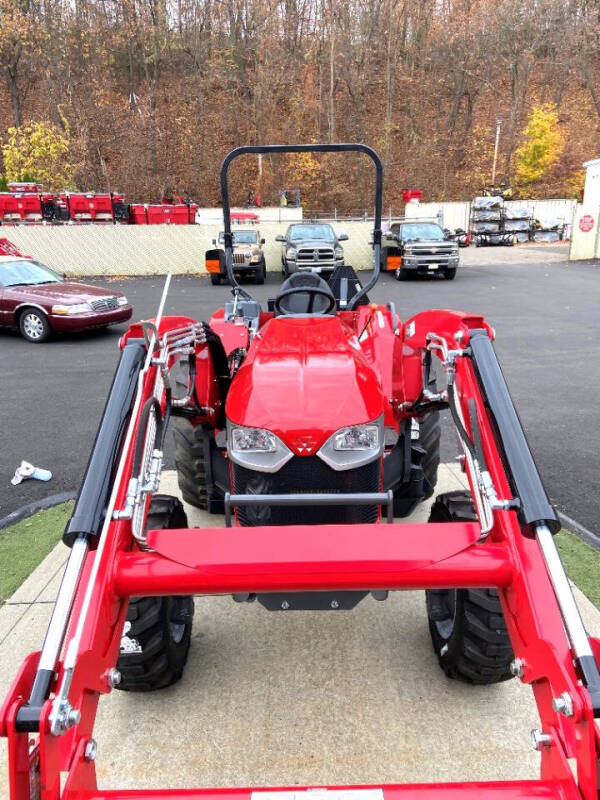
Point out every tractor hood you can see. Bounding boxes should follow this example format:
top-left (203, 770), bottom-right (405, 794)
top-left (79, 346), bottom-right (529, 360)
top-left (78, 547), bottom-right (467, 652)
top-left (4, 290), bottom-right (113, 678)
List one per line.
top-left (226, 315), bottom-right (383, 455)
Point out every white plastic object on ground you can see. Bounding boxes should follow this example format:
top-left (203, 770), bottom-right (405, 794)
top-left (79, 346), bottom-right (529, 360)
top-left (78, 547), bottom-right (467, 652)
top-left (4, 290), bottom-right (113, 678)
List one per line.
top-left (10, 461), bottom-right (52, 485)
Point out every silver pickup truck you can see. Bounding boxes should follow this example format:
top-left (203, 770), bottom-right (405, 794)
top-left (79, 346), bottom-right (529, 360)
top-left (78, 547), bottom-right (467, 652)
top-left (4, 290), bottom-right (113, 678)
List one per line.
top-left (275, 223), bottom-right (348, 277)
top-left (381, 219), bottom-right (459, 280)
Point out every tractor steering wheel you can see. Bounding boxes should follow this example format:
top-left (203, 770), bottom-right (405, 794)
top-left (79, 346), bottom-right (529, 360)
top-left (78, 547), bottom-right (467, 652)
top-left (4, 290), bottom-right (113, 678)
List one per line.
top-left (274, 286), bottom-right (336, 316)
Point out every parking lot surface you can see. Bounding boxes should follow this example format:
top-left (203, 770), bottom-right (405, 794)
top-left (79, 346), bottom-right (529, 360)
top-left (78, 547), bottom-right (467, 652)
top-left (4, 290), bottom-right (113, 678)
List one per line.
top-left (0, 243), bottom-right (598, 534)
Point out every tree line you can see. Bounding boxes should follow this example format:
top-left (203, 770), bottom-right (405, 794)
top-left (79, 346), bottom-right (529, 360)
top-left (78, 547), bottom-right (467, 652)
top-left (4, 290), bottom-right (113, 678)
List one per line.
top-left (0, 0), bottom-right (598, 209)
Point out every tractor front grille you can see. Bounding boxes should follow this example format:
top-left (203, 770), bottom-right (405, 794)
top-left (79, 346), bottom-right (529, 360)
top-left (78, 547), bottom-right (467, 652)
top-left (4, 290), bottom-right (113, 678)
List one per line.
top-left (90, 296), bottom-right (119, 311)
top-left (232, 456), bottom-right (380, 526)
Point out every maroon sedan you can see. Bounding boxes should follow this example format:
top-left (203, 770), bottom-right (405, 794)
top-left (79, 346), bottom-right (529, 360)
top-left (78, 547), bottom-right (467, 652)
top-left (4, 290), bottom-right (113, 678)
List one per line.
top-left (0, 257), bottom-right (132, 342)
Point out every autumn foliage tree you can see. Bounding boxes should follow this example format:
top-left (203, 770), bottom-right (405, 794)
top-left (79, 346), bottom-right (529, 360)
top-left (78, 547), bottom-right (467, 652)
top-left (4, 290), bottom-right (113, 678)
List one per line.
top-left (514, 104), bottom-right (565, 189)
top-left (2, 121), bottom-right (75, 190)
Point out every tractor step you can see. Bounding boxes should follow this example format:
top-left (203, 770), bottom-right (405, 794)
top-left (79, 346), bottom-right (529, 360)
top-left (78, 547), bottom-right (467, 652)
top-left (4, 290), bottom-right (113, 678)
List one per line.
top-left (112, 521), bottom-right (513, 597)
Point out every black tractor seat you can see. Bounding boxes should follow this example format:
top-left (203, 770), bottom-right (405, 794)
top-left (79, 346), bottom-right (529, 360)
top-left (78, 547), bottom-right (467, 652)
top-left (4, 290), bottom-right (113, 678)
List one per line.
top-left (274, 272), bottom-right (336, 316)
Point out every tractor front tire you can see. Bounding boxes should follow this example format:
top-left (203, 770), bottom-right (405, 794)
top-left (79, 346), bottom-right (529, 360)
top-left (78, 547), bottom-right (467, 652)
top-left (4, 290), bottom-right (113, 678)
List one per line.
top-left (116, 495), bottom-right (194, 691)
top-left (425, 492), bottom-right (514, 685)
top-left (173, 418), bottom-right (212, 509)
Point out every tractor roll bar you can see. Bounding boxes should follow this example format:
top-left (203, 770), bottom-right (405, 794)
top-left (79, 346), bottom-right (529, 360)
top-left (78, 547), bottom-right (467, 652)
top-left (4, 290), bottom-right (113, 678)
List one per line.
top-left (220, 143), bottom-right (383, 309)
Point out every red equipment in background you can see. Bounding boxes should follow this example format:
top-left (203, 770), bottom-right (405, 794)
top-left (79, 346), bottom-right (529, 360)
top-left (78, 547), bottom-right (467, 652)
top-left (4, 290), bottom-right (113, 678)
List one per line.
top-left (231, 210), bottom-right (259, 223)
top-left (0, 237), bottom-right (24, 256)
top-left (128, 202), bottom-right (198, 225)
top-left (0, 183), bottom-right (198, 225)
top-left (402, 189), bottom-right (423, 203)
top-left (0, 192), bottom-right (44, 222)
top-left (7, 182), bottom-right (44, 193)
top-left (60, 192), bottom-right (124, 222)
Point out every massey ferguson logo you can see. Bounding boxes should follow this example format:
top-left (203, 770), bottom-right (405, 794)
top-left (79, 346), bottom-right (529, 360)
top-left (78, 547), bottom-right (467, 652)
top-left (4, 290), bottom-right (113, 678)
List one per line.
top-left (293, 434), bottom-right (317, 454)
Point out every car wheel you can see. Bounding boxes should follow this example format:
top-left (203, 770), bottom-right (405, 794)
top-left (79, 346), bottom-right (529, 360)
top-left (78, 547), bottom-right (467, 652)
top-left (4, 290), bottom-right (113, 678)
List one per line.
top-left (395, 267), bottom-right (409, 281)
top-left (19, 308), bottom-right (51, 343)
top-left (444, 268), bottom-right (457, 280)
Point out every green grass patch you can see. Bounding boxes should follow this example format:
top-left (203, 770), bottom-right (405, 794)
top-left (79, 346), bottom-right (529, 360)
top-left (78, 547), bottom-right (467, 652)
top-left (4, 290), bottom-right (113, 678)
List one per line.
top-left (0, 502), bottom-right (73, 603)
top-left (556, 528), bottom-right (600, 610)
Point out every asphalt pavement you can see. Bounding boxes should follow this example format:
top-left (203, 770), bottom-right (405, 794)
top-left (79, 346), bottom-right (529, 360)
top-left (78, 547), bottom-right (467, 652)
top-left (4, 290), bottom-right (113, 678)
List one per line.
top-left (0, 246), bottom-right (598, 533)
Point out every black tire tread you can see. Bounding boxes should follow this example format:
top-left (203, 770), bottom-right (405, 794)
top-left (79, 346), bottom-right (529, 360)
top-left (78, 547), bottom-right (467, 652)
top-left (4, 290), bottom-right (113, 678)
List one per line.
top-left (419, 390), bottom-right (441, 497)
top-left (425, 491), bottom-right (514, 685)
top-left (116, 495), bottom-right (194, 692)
top-left (173, 417), bottom-right (210, 509)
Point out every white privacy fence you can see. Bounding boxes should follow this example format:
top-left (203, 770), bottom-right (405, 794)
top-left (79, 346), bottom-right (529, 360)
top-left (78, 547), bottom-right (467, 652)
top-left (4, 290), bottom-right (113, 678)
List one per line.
top-left (405, 199), bottom-right (577, 234)
top-left (4, 220), bottom-right (377, 276)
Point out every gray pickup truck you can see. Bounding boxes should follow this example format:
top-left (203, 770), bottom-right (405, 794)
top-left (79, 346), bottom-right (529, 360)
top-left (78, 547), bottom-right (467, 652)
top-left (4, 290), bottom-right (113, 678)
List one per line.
top-left (275, 223), bottom-right (348, 277)
top-left (381, 219), bottom-right (459, 280)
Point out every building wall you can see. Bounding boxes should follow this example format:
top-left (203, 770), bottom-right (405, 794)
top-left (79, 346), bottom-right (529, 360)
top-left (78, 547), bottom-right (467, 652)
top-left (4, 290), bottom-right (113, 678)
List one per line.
top-left (569, 204), bottom-right (600, 261)
top-left (569, 159), bottom-right (600, 261)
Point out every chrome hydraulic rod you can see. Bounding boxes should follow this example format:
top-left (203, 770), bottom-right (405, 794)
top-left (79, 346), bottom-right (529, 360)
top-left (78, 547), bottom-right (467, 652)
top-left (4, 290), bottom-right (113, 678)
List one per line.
top-left (536, 523), bottom-right (600, 713)
top-left (14, 536), bottom-right (88, 731)
top-left (536, 524), bottom-right (593, 659)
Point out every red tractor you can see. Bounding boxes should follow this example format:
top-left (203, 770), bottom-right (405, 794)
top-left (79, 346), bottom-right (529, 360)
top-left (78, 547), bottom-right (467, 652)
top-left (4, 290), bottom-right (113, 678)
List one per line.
top-left (2, 145), bottom-right (600, 800)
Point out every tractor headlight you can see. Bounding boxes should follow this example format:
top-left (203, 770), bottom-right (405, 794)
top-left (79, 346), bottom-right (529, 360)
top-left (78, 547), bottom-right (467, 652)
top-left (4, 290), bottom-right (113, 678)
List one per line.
top-left (286, 247), bottom-right (296, 260)
top-left (334, 246), bottom-right (343, 259)
top-left (228, 423), bottom-right (293, 473)
top-left (317, 416), bottom-right (383, 470)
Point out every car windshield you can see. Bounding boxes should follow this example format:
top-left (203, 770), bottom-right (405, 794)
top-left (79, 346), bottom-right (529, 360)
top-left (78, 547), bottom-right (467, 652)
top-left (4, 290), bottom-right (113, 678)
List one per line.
top-left (0, 260), bottom-right (63, 288)
top-left (288, 225), bottom-right (335, 242)
top-left (218, 231), bottom-right (258, 244)
top-left (398, 223), bottom-right (445, 242)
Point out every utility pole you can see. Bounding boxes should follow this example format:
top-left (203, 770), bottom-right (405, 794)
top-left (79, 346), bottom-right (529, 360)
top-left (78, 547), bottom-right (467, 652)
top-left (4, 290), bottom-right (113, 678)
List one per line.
top-left (491, 119), bottom-right (502, 186)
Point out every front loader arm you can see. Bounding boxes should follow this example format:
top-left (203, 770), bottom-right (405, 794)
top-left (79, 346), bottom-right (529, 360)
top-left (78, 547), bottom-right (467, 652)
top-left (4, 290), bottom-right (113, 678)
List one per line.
top-left (397, 309), bottom-right (600, 798)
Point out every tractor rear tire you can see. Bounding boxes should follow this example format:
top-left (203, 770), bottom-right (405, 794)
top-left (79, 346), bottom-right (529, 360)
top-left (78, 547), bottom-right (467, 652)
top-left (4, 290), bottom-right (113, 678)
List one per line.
top-left (425, 491), bottom-right (514, 685)
top-left (116, 495), bottom-right (194, 691)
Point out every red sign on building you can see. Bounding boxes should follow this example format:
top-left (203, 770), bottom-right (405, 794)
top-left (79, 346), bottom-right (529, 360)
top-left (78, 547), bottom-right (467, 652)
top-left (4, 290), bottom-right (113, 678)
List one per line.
top-left (579, 214), bottom-right (594, 232)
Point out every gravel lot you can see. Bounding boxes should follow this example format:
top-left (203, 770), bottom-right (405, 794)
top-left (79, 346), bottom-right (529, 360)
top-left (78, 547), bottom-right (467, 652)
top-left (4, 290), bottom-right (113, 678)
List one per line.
top-left (1, 242), bottom-right (598, 534)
